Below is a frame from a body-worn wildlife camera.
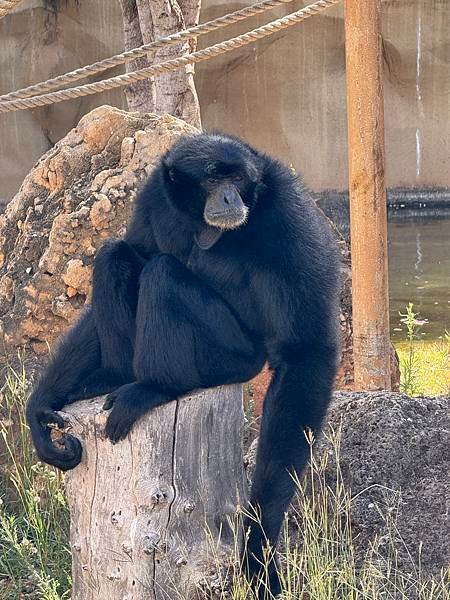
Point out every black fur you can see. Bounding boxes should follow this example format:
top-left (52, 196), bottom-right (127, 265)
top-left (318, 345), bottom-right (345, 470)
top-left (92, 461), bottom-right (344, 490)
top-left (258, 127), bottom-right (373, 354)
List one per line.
top-left (26, 133), bottom-right (340, 597)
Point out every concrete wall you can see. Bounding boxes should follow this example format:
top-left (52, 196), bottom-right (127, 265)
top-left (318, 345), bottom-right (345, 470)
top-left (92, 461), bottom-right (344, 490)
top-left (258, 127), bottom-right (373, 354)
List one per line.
top-left (0, 0), bottom-right (126, 203)
top-left (0, 0), bottom-right (449, 202)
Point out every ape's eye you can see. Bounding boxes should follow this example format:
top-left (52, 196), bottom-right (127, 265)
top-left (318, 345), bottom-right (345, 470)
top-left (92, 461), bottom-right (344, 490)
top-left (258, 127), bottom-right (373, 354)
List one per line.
top-left (233, 175), bottom-right (243, 182)
top-left (207, 177), bottom-right (218, 184)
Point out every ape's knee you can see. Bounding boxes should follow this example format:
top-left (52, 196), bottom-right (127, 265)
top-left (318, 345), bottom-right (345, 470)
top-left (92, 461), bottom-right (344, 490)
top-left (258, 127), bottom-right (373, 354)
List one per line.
top-left (94, 240), bottom-right (143, 280)
top-left (93, 241), bottom-right (145, 311)
top-left (139, 254), bottom-right (185, 291)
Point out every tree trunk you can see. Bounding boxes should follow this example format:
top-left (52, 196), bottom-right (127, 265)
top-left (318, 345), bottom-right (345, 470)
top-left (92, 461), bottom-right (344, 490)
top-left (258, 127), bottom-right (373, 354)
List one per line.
top-left (63, 385), bottom-right (246, 600)
top-left (120, 0), bottom-right (202, 128)
top-left (119, 0), bottom-right (155, 113)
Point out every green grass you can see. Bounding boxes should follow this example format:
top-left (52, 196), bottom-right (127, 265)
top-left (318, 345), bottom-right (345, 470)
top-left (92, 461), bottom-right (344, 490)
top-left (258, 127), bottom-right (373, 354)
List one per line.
top-left (0, 366), bottom-right (448, 599)
top-left (207, 430), bottom-right (449, 600)
top-left (0, 365), bottom-right (71, 600)
top-left (396, 338), bottom-right (450, 397)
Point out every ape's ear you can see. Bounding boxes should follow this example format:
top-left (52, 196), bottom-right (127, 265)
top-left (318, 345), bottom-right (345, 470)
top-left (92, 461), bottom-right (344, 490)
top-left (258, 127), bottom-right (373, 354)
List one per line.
top-left (162, 157), bottom-right (177, 182)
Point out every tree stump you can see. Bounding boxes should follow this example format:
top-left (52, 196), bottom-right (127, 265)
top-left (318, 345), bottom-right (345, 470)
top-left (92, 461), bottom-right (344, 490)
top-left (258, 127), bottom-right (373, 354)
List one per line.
top-left (62, 385), bottom-right (246, 600)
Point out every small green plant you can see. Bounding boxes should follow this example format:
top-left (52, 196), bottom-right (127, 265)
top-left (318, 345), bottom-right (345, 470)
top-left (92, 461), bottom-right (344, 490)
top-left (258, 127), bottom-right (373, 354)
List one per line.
top-left (200, 428), bottom-right (450, 600)
top-left (398, 303), bottom-right (428, 396)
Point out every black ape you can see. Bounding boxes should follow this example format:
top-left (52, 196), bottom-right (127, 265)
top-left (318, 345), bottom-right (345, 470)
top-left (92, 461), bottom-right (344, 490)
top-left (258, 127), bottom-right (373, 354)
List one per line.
top-left (27, 133), bottom-right (340, 596)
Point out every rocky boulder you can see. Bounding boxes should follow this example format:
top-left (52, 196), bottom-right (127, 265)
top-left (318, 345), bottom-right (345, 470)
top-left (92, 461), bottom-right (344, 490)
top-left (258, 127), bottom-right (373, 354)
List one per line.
top-left (0, 106), bottom-right (196, 355)
top-left (246, 391), bottom-right (450, 578)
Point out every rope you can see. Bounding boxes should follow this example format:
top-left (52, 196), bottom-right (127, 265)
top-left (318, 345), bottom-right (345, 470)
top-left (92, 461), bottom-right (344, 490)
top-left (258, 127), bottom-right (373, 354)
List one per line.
top-left (0, 0), bottom-right (341, 114)
top-left (0, 0), bottom-right (297, 102)
top-left (0, 0), bottom-right (23, 19)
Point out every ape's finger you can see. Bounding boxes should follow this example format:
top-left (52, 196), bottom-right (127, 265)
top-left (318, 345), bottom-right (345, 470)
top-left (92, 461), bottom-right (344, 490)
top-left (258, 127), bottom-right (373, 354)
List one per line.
top-left (53, 434), bottom-right (83, 471)
top-left (35, 428), bottom-right (82, 471)
top-left (105, 408), bottom-right (134, 444)
top-left (41, 409), bottom-right (65, 429)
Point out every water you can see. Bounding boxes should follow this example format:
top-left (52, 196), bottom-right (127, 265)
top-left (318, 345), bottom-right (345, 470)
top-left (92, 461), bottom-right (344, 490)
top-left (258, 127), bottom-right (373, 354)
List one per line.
top-left (389, 216), bottom-right (450, 341)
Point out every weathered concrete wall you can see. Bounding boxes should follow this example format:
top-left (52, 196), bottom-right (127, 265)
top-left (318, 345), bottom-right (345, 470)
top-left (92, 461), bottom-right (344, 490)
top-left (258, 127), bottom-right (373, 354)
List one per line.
top-left (197, 0), bottom-right (450, 191)
top-left (0, 0), bottom-right (126, 203)
top-left (0, 0), bottom-right (449, 202)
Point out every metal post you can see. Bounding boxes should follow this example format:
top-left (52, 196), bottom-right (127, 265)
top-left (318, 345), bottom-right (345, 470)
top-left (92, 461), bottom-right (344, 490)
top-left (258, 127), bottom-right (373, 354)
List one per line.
top-left (344, 0), bottom-right (391, 390)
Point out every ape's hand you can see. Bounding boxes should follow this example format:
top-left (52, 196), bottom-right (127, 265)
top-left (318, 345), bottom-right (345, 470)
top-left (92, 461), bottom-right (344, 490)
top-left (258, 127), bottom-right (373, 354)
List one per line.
top-left (26, 396), bottom-right (82, 471)
top-left (102, 384), bottom-right (139, 444)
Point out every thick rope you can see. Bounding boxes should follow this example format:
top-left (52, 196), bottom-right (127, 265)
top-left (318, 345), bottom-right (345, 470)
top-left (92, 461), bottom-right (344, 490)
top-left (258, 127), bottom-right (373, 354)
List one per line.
top-left (0, 0), bottom-right (341, 114)
top-left (0, 0), bottom-right (23, 19)
top-left (0, 0), bottom-right (297, 102)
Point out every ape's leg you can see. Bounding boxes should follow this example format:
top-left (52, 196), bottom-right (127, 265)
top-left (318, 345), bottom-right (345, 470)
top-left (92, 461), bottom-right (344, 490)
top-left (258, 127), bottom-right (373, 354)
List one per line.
top-left (103, 254), bottom-right (265, 443)
top-left (67, 240), bottom-right (146, 401)
top-left (65, 368), bottom-right (129, 402)
top-left (243, 343), bottom-right (339, 598)
top-left (91, 239), bottom-right (145, 380)
top-left (26, 308), bottom-right (101, 470)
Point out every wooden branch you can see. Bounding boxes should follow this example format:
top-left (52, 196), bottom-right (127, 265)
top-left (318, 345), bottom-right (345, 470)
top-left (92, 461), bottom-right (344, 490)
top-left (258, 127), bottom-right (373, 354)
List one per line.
top-left (63, 385), bottom-right (246, 600)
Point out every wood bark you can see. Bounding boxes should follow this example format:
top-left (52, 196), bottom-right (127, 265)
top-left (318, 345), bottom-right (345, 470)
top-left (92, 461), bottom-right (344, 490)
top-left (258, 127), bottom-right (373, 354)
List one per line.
top-left (120, 0), bottom-right (202, 128)
top-left (344, 0), bottom-right (391, 390)
top-left (119, 0), bottom-right (155, 113)
top-left (63, 385), bottom-right (246, 600)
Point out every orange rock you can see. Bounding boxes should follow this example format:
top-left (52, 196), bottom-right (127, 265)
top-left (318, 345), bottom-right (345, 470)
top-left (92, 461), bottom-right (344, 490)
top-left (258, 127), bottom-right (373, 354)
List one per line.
top-left (90, 195), bottom-right (113, 230)
top-left (62, 260), bottom-right (91, 296)
top-left (66, 286), bottom-right (78, 298)
top-left (251, 364), bottom-right (273, 416)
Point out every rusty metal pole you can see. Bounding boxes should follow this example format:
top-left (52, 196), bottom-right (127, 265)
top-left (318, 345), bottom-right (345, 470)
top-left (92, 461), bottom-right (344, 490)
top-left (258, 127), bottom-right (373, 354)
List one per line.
top-left (344, 0), bottom-right (391, 390)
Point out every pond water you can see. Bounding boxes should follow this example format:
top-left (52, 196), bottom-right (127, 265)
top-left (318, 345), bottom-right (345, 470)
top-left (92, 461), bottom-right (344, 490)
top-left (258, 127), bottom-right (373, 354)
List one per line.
top-left (388, 215), bottom-right (450, 341)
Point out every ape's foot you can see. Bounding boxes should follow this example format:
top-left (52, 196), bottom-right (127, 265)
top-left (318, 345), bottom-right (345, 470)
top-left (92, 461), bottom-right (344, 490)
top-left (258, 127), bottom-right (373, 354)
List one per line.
top-left (244, 557), bottom-right (281, 600)
top-left (103, 382), bottom-right (169, 444)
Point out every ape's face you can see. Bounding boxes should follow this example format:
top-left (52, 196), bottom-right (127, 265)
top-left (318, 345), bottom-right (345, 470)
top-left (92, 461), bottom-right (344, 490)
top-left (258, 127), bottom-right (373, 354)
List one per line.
top-left (162, 134), bottom-right (261, 232)
top-left (201, 164), bottom-right (249, 231)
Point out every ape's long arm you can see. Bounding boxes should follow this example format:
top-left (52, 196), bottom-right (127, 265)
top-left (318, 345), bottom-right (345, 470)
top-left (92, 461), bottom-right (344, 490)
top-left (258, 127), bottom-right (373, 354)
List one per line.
top-left (26, 240), bottom-right (147, 470)
top-left (26, 309), bottom-right (101, 470)
top-left (243, 342), bottom-right (339, 591)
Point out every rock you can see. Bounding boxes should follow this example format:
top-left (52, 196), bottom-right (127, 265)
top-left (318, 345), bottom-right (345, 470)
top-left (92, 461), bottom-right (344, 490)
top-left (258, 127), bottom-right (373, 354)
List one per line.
top-left (245, 391), bottom-right (450, 578)
top-left (62, 260), bottom-right (91, 297)
top-left (0, 106), bottom-right (197, 355)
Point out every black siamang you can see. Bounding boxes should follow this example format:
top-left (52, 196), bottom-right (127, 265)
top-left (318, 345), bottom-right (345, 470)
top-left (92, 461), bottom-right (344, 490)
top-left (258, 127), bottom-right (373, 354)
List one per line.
top-left (26, 133), bottom-right (340, 596)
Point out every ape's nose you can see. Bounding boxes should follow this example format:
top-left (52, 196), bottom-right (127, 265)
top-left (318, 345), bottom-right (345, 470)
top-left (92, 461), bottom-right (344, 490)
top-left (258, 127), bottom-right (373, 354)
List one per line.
top-left (222, 187), bottom-right (242, 209)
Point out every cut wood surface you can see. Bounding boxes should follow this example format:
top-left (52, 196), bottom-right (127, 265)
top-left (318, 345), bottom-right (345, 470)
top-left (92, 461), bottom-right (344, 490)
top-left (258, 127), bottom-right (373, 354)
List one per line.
top-left (63, 385), bottom-right (246, 600)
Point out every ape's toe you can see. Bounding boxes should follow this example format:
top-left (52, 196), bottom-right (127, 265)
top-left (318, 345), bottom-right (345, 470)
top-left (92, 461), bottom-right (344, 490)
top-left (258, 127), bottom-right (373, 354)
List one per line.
top-left (103, 382), bottom-right (164, 444)
top-left (103, 394), bottom-right (116, 411)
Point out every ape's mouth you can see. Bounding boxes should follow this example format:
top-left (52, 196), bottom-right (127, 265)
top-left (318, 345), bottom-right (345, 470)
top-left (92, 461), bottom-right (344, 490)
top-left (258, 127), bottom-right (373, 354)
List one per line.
top-left (204, 206), bottom-right (249, 231)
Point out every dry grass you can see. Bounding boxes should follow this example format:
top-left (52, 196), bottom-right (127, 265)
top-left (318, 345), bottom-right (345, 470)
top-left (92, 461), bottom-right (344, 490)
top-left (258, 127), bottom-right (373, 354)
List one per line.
top-left (0, 366), bottom-right (448, 599)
